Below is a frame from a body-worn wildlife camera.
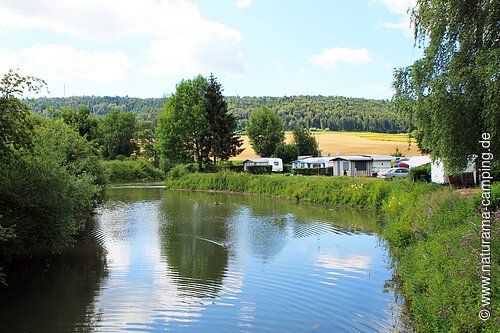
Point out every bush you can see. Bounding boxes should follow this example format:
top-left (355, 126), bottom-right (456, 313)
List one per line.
top-left (246, 165), bottom-right (272, 174)
top-left (0, 119), bottom-right (103, 255)
top-left (167, 163), bottom-right (198, 180)
top-left (292, 167), bottom-right (333, 176)
top-left (102, 158), bottom-right (163, 183)
top-left (410, 163), bottom-right (431, 182)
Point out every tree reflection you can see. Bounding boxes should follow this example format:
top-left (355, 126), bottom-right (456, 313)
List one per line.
top-left (0, 228), bottom-right (107, 333)
top-left (159, 192), bottom-right (233, 299)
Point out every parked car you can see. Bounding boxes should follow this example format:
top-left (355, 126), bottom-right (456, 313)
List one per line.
top-left (377, 167), bottom-right (409, 179)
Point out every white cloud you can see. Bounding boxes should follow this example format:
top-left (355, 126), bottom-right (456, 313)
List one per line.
top-left (309, 48), bottom-right (371, 70)
top-left (1, 44), bottom-right (131, 82)
top-left (0, 0), bottom-right (246, 76)
top-left (0, 50), bottom-right (18, 73)
top-left (235, 0), bottom-right (253, 9)
top-left (380, 0), bottom-right (415, 15)
top-left (378, 0), bottom-right (415, 35)
top-left (139, 25), bottom-right (245, 76)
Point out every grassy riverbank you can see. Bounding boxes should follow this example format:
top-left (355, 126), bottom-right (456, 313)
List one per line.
top-left (167, 172), bottom-right (499, 332)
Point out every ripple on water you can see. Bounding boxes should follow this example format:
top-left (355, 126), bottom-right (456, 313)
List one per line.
top-left (0, 190), bottom-right (403, 332)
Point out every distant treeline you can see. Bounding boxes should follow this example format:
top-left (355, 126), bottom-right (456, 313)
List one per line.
top-left (28, 95), bottom-right (404, 133)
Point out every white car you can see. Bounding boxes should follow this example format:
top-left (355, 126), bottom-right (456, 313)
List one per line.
top-left (377, 167), bottom-right (409, 179)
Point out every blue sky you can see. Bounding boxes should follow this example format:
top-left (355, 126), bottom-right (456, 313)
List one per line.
top-left (0, 0), bottom-right (421, 99)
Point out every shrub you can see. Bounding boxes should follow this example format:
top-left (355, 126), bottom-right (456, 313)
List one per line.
top-left (410, 164), bottom-right (431, 182)
top-left (167, 163), bottom-right (198, 180)
top-left (246, 165), bottom-right (272, 174)
top-left (0, 120), bottom-right (103, 255)
top-left (292, 167), bottom-right (333, 176)
top-left (102, 158), bottom-right (163, 183)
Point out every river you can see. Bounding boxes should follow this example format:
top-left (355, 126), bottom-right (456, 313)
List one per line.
top-left (0, 186), bottom-right (406, 332)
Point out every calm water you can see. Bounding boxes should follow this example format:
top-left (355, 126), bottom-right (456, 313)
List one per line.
top-left (0, 187), bottom-right (405, 332)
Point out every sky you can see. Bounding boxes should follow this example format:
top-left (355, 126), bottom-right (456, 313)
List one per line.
top-left (0, 0), bottom-right (422, 99)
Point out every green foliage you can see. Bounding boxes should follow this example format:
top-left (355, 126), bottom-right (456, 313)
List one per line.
top-left (383, 185), bottom-right (500, 332)
top-left (157, 75), bottom-right (244, 171)
top-left (0, 70), bottom-right (45, 157)
top-left (205, 74), bottom-right (244, 165)
top-left (0, 71), bottom-right (104, 256)
top-left (167, 164), bottom-right (199, 180)
top-left (0, 119), bottom-right (102, 255)
top-left (99, 109), bottom-right (138, 159)
top-left (246, 106), bottom-right (284, 157)
top-left (245, 165), bottom-right (272, 174)
top-left (292, 127), bottom-right (319, 156)
top-left (393, 0), bottom-right (500, 172)
top-left (60, 105), bottom-right (99, 141)
top-left (30, 95), bottom-right (164, 120)
top-left (292, 167), bottom-right (333, 176)
top-left (273, 142), bottom-right (299, 164)
top-left (101, 158), bottom-right (163, 183)
top-left (166, 172), bottom-right (406, 208)
top-left (228, 96), bottom-right (402, 133)
top-left (29, 95), bottom-right (404, 133)
top-left (410, 164), bottom-right (431, 182)
top-left (156, 76), bottom-right (209, 169)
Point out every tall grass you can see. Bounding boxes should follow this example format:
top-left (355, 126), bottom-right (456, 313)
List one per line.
top-left (167, 172), bottom-right (420, 208)
top-left (167, 172), bottom-right (499, 332)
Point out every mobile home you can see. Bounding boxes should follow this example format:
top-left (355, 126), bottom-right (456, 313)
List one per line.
top-left (243, 158), bottom-right (283, 172)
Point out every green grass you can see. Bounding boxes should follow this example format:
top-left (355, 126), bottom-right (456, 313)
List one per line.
top-left (167, 172), bottom-right (499, 332)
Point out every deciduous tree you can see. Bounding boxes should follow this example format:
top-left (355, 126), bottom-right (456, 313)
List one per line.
top-left (99, 109), bottom-right (137, 159)
top-left (392, 0), bottom-right (499, 171)
top-left (246, 106), bottom-right (284, 157)
top-left (156, 76), bottom-right (209, 170)
top-left (292, 126), bottom-right (319, 157)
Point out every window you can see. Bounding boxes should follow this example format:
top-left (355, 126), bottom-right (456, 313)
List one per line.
top-left (354, 161), bottom-right (367, 171)
top-left (343, 161), bottom-right (350, 170)
top-left (274, 161), bottom-right (279, 166)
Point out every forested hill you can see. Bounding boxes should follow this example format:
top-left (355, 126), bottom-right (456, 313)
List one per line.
top-left (29, 95), bottom-right (404, 133)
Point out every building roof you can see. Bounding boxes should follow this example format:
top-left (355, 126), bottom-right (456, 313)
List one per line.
top-left (330, 155), bottom-right (373, 162)
top-left (291, 157), bottom-right (333, 164)
top-left (243, 158), bottom-right (281, 163)
top-left (361, 155), bottom-right (395, 161)
top-left (406, 156), bottom-right (431, 167)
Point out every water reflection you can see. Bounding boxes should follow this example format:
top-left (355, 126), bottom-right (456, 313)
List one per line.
top-left (0, 188), bottom-right (405, 332)
top-left (0, 227), bottom-right (107, 333)
top-left (159, 193), bottom-right (231, 298)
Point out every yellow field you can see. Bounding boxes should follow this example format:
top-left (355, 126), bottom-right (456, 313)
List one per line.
top-left (233, 131), bottom-right (421, 160)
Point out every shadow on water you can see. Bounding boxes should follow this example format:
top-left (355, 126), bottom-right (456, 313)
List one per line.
top-left (0, 220), bottom-right (108, 333)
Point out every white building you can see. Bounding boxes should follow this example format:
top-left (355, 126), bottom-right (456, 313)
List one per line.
top-left (431, 158), bottom-right (477, 185)
top-left (407, 156), bottom-right (432, 168)
top-left (243, 158), bottom-right (283, 172)
top-left (362, 155), bottom-right (395, 175)
top-left (330, 156), bottom-right (373, 177)
top-left (291, 157), bottom-right (334, 169)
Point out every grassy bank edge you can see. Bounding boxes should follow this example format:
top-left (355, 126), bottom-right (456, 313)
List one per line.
top-left (166, 172), bottom-right (499, 332)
